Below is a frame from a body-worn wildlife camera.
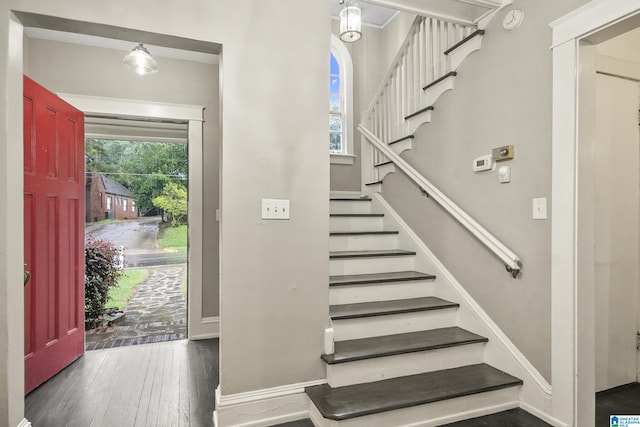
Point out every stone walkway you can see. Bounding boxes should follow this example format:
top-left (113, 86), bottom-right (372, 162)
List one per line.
top-left (85, 264), bottom-right (187, 350)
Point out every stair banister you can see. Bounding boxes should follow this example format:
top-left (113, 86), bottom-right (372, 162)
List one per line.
top-left (358, 124), bottom-right (522, 277)
top-left (364, 15), bottom-right (473, 146)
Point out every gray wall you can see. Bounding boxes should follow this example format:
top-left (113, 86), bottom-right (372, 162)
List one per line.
top-left (381, 0), bottom-right (591, 381)
top-left (23, 36), bottom-right (221, 319)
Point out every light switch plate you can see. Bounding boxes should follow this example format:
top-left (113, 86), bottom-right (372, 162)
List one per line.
top-left (532, 197), bottom-right (547, 220)
top-left (261, 198), bottom-right (290, 220)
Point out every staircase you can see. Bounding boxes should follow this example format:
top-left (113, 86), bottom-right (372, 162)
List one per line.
top-left (361, 15), bottom-right (489, 190)
top-left (304, 195), bottom-right (543, 426)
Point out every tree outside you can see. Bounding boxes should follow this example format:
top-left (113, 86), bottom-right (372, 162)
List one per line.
top-left (85, 139), bottom-right (188, 216)
top-left (153, 182), bottom-right (187, 226)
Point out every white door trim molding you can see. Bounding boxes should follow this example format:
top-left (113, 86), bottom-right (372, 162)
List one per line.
top-left (550, 1), bottom-right (640, 425)
top-left (58, 93), bottom-right (208, 340)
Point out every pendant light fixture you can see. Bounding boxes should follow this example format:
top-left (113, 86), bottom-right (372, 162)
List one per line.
top-left (339, 0), bottom-right (362, 43)
top-left (123, 43), bottom-right (159, 76)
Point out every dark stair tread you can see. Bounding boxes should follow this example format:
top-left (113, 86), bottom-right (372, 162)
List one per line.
top-left (404, 105), bottom-right (435, 121)
top-left (423, 71), bottom-right (458, 91)
top-left (438, 408), bottom-right (552, 426)
top-left (329, 197), bottom-right (371, 201)
top-left (322, 326), bottom-right (487, 364)
top-left (329, 249), bottom-right (416, 259)
top-left (330, 296), bottom-right (458, 320)
top-left (329, 270), bottom-right (434, 286)
top-left (374, 160), bottom-right (393, 167)
top-left (305, 363), bottom-right (523, 421)
top-left (329, 213), bottom-right (384, 218)
top-left (444, 29), bottom-right (486, 55)
top-left (388, 135), bottom-right (414, 145)
top-left (330, 231), bottom-right (399, 236)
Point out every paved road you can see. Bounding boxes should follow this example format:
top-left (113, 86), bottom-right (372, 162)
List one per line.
top-left (85, 217), bottom-right (187, 267)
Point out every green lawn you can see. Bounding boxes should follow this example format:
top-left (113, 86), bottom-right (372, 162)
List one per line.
top-left (157, 224), bottom-right (187, 252)
top-left (105, 269), bottom-right (149, 310)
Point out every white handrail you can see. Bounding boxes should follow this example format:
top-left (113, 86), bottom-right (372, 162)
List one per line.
top-left (359, 124), bottom-right (521, 276)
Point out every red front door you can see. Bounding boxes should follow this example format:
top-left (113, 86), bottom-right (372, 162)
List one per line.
top-left (23, 76), bottom-right (85, 394)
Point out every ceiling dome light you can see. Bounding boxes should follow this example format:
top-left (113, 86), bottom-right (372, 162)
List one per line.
top-left (123, 43), bottom-right (159, 76)
top-left (339, 1), bottom-right (362, 43)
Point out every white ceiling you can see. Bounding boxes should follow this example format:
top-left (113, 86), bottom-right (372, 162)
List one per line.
top-left (329, 0), bottom-right (397, 28)
top-left (23, 3), bottom-right (398, 64)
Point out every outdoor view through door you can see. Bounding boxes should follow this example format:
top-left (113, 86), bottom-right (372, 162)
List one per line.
top-left (83, 138), bottom-right (189, 351)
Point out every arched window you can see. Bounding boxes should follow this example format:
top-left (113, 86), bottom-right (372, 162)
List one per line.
top-left (330, 34), bottom-right (354, 163)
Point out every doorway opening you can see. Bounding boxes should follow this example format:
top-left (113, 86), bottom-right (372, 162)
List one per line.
top-left (551, 3), bottom-right (640, 425)
top-left (590, 27), bottom-right (640, 425)
top-left (83, 137), bottom-right (189, 350)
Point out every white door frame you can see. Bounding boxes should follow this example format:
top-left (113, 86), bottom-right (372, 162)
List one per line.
top-left (57, 93), bottom-right (214, 340)
top-left (551, 1), bottom-right (640, 425)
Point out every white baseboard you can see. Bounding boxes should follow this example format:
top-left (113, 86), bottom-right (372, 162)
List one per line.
top-left (189, 316), bottom-right (219, 340)
top-left (520, 402), bottom-right (569, 427)
top-left (214, 380), bottom-right (326, 427)
top-left (17, 419), bottom-right (31, 427)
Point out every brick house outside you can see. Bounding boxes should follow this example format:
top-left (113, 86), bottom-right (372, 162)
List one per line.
top-left (85, 173), bottom-right (137, 222)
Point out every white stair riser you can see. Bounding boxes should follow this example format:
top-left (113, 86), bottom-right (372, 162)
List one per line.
top-left (332, 308), bottom-right (457, 341)
top-left (310, 386), bottom-right (520, 427)
top-left (330, 255), bottom-right (415, 276)
top-left (329, 280), bottom-right (435, 305)
top-left (330, 200), bottom-right (372, 215)
top-left (327, 343), bottom-right (485, 387)
top-left (329, 234), bottom-right (398, 252)
top-left (330, 217), bottom-right (384, 233)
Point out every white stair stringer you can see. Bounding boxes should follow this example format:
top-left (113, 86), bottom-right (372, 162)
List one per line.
top-left (309, 387), bottom-right (520, 427)
top-left (405, 108), bottom-right (434, 135)
top-left (388, 138), bottom-right (412, 156)
top-left (374, 161), bottom-right (395, 181)
top-left (368, 193), bottom-right (562, 425)
top-left (423, 73), bottom-right (457, 107)
top-left (447, 30), bottom-right (485, 72)
top-left (326, 342), bottom-right (485, 387)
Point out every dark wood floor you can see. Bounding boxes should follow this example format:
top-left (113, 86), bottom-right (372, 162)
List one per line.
top-left (439, 408), bottom-right (551, 426)
top-left (25, 339), bottom-right (218, 427)
top-left (24, 340), bottom-right (640, 427)
top-left (596, 383), bottom-right (640, 426)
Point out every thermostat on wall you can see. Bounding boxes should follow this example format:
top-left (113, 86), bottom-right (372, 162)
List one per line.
top-left (473, 155), bottom-right (494, 172)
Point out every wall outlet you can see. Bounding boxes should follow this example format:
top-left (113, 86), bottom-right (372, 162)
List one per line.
top-left (261, 198), bottom-right (290, 220)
